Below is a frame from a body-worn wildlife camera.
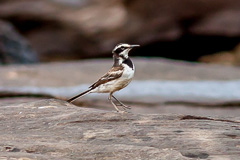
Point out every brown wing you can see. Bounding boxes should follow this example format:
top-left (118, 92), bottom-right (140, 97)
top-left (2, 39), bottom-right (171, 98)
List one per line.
top-left (89, 66), bottom-right (124, 89)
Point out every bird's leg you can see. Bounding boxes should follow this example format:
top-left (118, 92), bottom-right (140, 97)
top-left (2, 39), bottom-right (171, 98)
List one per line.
top-left (108, 93), bottom-right (123, 112)
top-left (112, 95), bottom-right (131, 110)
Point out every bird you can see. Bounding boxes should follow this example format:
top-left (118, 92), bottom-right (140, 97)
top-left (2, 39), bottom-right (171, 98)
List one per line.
top-left (67, 43), bottom-right (140, 113)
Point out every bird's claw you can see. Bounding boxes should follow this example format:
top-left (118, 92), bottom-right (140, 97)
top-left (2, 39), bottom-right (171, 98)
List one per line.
top-left (123, 105), bottom-right (131, 109)
top-left (116, 110), bottom-right (131, 114)
top-left (116, 104), bottom-right (131, 110)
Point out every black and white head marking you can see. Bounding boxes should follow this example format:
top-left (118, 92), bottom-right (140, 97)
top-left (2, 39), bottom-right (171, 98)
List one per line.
top-left (112, 43), bottom-right (140, 60)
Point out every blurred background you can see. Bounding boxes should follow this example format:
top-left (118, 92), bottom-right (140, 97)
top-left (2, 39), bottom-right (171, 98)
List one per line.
top-left (0, 0), bottom-right (240, 65)
top-left (1, 0), bottom-right (240, 116)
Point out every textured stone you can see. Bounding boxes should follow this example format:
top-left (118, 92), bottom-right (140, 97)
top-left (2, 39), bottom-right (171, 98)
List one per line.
top-left (0, 99), bottom-right (239, 159)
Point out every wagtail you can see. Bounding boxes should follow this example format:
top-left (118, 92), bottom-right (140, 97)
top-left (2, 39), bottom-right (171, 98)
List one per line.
top-left (67, 43), bottom-right (140, 112)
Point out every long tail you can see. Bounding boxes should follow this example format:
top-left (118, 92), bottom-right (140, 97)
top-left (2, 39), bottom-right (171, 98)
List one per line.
top-left (67, 89), bottom-right (91, 103)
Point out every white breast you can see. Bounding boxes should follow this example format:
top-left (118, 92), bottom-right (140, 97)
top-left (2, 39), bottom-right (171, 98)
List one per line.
top-left (121, 63), bottom-right (135, 79)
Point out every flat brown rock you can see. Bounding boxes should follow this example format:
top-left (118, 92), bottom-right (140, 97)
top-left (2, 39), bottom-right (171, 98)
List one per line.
top-left (0, 99), bottom-right (239, 159)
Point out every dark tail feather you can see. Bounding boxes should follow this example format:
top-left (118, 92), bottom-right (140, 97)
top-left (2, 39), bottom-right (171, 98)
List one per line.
top-left (67, 89), bottom-right (91, 103)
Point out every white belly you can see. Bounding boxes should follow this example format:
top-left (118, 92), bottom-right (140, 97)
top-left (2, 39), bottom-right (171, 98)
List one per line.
top-left (92, 64), bottom-right (135, 93)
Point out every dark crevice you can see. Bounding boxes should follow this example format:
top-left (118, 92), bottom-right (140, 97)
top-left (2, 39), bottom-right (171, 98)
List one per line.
top-left (225, 134), bottom-right (237, 139)
top-left (58, 118), bottom-right (134, 125)
top-left (0, 92), bottom-right (54, 99)
top-left (180, 115), bottom-right (240, 124)
top-left (181, 152), bottom-right (209, 159)
top-left (165, 101), bottom-right (240, 107)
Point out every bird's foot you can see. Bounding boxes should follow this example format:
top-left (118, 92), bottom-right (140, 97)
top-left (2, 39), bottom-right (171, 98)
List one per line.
top-left (122, 105), bottom-right (131, 110)
top-left (116, 104), bottom-right (131, 110)
top-left (121, 106), bottom-right (132, 113)
top-left (113, 109), bottom-right (130, 114)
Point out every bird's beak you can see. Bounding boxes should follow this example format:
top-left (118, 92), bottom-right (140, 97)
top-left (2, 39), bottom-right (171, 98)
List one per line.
top-left (130, 44), bottom-right (140, 48)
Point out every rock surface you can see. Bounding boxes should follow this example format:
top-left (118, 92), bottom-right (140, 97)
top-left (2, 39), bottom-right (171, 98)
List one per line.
top-left (0, 99), bottom-right (239, 160)
top-left (0, 0), bottom-right (239, 61)
top-left (0, 20), bottom-right (38, 64)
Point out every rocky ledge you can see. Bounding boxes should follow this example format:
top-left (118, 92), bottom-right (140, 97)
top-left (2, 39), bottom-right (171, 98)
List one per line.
top-left (0, 99), bottom-right (239, 160)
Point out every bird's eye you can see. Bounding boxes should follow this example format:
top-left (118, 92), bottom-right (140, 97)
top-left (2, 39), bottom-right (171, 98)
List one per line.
top-left (114, 46), bottom-right (126, 54)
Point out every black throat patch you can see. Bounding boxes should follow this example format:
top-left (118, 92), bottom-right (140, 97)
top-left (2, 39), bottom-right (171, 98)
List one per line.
top-left (123, 58), bottom-right (134, 70)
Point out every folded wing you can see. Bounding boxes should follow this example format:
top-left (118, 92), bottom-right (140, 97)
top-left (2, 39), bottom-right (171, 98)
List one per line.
top-left (89, 66), bottom-right (124, 89)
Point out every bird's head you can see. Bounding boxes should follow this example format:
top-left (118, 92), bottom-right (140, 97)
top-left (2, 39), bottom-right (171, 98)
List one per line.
top-left (112, 43), bottom-right (140, 59)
